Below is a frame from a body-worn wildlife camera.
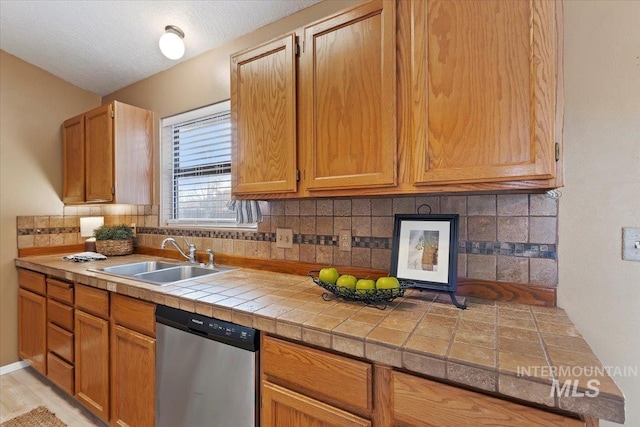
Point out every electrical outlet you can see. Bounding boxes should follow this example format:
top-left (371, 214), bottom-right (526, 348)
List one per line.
top-left (276, 228), bottom-right (293, 249)
top-left (622, 227), bottom-right (640, 261)
top-left (339, 230), bottom-right (352, 252)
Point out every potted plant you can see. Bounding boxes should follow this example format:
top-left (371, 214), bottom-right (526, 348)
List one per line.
top-left (94, 224), bottom-right (134, 256)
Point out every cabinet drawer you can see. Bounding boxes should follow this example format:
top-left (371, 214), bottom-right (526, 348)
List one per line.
top-left (47, 299), bottom-right (74, 331)
top-left (262, 335), bottom-right (372, 414)
top-left (47, 322), bottom-right (73, 363)
top-left (47, 352), bottom-right (74, 395)
top-left (18, 269), bottom-right (46, 296)
top-left (75, 284), bottom-right (109, 319)
top-left (391, 371), bottom-right (584, 427)
top-left (47, 278), bottom-right (73, 305)
top-left (111, 293), bottom-right (155, 337)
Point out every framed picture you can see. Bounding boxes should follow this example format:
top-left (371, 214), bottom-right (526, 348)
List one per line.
top-left (390, 214), bottom-right (459, 294)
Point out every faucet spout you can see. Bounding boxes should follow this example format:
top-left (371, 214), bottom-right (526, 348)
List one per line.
top-left (161, 237), bottom-right (197, 263)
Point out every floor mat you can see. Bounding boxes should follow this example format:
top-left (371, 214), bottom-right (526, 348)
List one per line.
top-left (1, 406), bottom-right (67, 427)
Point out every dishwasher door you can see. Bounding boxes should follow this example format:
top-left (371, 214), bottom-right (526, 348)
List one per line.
top-left (156, 320), bottom-right (258, 427)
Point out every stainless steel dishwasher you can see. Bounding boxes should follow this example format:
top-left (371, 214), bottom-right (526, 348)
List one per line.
top-left (156, 305), bottom-right (259, 427)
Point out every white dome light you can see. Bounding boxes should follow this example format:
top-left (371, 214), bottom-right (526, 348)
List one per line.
top-left (159, 25), bottom-right (185, 60)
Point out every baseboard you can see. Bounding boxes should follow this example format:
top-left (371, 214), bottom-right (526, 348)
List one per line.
top-left (0, 360), bottom-right (30, 376)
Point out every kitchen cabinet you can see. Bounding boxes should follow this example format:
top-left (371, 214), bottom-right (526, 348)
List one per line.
top-left (74, 284), bottom-right (110, 422)
top-left (110, 293), bottom-right (156, 427)
top-left (262, 382), bottom-right (371, 427)
top-left (300, 0), bottom-right (396, 191)
top-left (231, 34), bottom-right (298, 195)
top-left (261, 335), bottom-right (373, 425)
top-left (391, 371), bottom-right (584, 426)
top-left (62, 101), bottom-right (153, 204)
top-left (46, 278), bottom-right (74, 395)
top-left (231, 0), bottom-right (396, 198)
top-left (17, 269), bottom-right (47, 375)
top-left (406, 0), bottom-right (561, 187)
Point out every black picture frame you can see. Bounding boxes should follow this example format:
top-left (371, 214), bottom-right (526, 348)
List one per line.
top-left (390, 214), bottom-right (465, 308)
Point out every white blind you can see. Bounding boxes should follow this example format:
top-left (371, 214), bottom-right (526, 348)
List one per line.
top-left (160, 100), bottom-right (244, 227)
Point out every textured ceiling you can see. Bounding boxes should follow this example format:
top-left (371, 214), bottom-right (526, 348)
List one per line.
top-left (0, 0), bottom-right (322, 96)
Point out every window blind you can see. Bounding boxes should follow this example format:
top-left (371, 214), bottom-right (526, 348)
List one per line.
top-left (160, 100), bottom-right (245, 227)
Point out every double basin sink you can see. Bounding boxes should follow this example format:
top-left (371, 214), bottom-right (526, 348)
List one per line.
top-left (90, 261), bottom-right (235, 286)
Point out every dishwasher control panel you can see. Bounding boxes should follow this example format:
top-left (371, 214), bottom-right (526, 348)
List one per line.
top-left (156, 305), bottom-right (258, 352)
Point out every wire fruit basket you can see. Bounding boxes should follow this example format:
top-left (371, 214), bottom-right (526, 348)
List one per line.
top-left (309, 270), bottom-right (411, 310)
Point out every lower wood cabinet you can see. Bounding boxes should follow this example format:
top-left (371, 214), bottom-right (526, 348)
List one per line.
top-left (391, 371), bottom-right (585, 427)
top-left (262, 382), bottom-right (371, 427)
top-left (74, 308), bottom-right (110, 421)
top-left (17, 288), bottom-right (47, 375)
top-left (110, 293), bottom-right (156, 427)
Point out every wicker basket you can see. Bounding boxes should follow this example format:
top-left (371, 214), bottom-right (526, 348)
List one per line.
top-left (95, 239), bottom-right (133, 256)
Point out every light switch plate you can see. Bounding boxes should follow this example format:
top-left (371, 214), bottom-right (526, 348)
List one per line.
top-left (276, 228), bottom-right (293, 249)
top-left (622, 227), bottom-right (640, 261)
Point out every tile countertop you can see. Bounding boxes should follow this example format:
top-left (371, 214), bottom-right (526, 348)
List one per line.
top-left (16, 254), bottom-right (624, 424)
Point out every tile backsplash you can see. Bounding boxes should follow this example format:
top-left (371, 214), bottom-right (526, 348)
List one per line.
top-left (16, 192), bottom-right (559, 286)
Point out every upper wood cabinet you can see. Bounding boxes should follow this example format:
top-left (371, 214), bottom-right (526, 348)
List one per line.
top-left (300, 0), bottom-right (397, 191)
top-left (62, 101), bottom-right (153, 205)
top-left (408, 0), bottom-right (559, 186)
top-left (231, 34), bottom-right (298, 195)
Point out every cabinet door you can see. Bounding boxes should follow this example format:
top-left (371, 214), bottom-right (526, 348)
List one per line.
top-left (231, 34), bottom-right (297, 195)
top-left (62, 114), bottom-right (85, 204)
top-left (75, 310), bottom-right (109, 421)
top-left (392, 371), bottom-right (584, 427)
top-left (262, 382), bottom-right (371, 427)
top-left (18, 288), bottom-right (47, 375)
top-left (85, 104), bottom-right (114, 202)
top-left (301, 0), bottom-right (397, 191)
top-left (412, 0), bottom-right (557, 185)
top-left (111, 325), bottom-right (155, 427)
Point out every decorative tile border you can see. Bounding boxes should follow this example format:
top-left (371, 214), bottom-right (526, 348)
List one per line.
top-left (17, 227), bottom-right (80, 235)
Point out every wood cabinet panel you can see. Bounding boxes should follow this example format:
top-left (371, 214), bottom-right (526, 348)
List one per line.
top-left (61, 101), bottom-right (153, 205)
top-left (18, 288), bottom-right (47, 375)
top-left (262, 382), bottom-right (371, 427)
top-left (411, 0), bottom-right (557, 185)
top-left (262, 335), bottom-right (372, 415)
top-left (47, 299), bottom-right (74, 331)
top-left (62, 114), bottom-right (86, 204)
top-left (47, 322), bottom-right (74, 363)
top-left (85, 104), bottom-right (113, 202)
top-left (111, 325), bottom-right (155, 427)
top-left (231, 34), bottom-right (297, 195)
top-left (301, 0), bottom-right (396, 191)
top-left (18, 268), bottom-right (46, 296)
top-left (47, 278), bottom-right (73, 305)
top-left (111, 293), bottom-right (155, 337)
top-left (75, 284), bottom-right (109, 319)
top-left (75, 310), bottom-right (109, 421)
top-left (391, 371), bottom-right (584, 427)
top-left (47, 352), bottom-right (74, 395)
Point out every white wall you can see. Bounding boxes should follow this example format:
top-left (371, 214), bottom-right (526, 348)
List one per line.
top-left (559, 2), bottom-right (640, 425)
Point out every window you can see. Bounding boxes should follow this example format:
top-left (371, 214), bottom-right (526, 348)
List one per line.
top-left (160, 100), bottom-right (248, 227)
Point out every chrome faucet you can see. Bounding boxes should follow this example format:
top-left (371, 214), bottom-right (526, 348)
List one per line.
top-left (206, 249), bottom-right (215, 269)
top-left (161, 237), bottom-right (197, 263)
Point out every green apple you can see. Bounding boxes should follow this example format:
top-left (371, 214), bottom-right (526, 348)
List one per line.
top-left (376, 276), bottom-right (400, 290)
top-left (356, 279), bottom-right (376, 295)
top-left (336, 274), bottom-right (357, 289)
top-left (319, 267), bottom-right (340, 284)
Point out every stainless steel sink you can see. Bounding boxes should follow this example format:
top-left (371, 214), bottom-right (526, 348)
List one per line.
top-left (135, 265), bottom-right (227, 284)
top-left (90, 261), bottom-right (235, 285)
top-left (100, 261), bottom-right (179, 276)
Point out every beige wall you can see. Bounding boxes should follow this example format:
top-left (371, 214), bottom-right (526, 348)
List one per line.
top-left (559, 1), bottom-right (640, 426)
top-left (0, 50), bottom-right (100, 366)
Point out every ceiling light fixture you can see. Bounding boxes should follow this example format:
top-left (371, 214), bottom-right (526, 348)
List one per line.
top-left (159, 25), bottom-right (185, 60)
